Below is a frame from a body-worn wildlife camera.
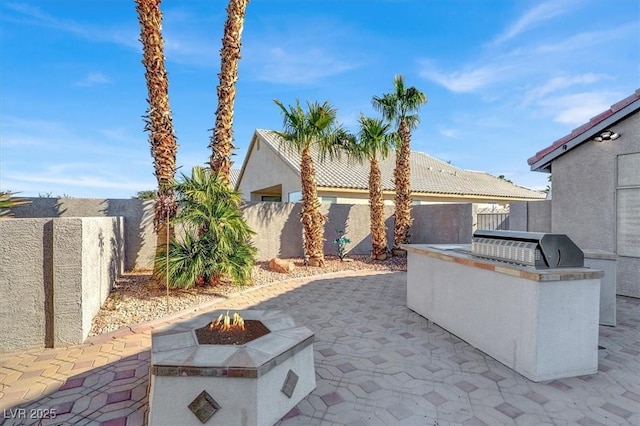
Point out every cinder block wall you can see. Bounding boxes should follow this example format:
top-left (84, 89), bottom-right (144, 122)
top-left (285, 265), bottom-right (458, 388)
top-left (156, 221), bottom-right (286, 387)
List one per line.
top-left (0, 217), bottom-right (123, 353)
top-left (509, 200), bottom-right (552, 232)
top-left (12, 198), bottom-right (153, 271)
top-left (13, 198), bottom-right (476, 267)
top-left (242, 202), bottom-right (474, 260)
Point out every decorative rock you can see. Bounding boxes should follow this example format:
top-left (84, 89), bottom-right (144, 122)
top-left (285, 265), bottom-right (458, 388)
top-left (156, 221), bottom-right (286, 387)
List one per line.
top-left (268, 258), bottom-right (295, 273)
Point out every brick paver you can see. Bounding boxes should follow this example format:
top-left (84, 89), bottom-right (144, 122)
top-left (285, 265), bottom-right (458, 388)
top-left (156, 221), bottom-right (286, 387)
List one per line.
top-left (1, 270), bottom-right (639, 425)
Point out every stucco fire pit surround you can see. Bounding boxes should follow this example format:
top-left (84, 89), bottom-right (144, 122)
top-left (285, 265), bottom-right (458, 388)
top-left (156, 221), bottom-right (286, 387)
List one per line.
top-left (148, 310), bottom-right (316, 426)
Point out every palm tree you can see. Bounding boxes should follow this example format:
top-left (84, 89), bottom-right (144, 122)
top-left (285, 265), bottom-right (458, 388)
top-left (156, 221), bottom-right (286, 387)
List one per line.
top-left (209, 0), bottom-right (250, 185)
top-left (273, 100), bottom-right (347, 267)
top-left (0, 191), bottom-right (30, 219)
top-left (135, 0), bottom-right (178, 278)
top-left (345, 116), bottom-right (395, 260)
top-left (155, 167), bottom-right (256, 288)
top-left (372, 75), bottom-right (426, 253)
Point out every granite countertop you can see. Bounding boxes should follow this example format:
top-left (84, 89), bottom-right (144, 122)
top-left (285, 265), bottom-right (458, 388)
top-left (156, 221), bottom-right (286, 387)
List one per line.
top-left (401, 244), bottom-right (604, 282)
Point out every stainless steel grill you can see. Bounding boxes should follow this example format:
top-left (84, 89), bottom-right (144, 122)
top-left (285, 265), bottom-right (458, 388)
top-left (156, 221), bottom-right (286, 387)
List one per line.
top-left (472, 230), bottom-right (584, 269)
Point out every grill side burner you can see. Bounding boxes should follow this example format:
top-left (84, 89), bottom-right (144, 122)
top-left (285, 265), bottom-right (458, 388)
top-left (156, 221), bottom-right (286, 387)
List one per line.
top-left (472, 230), bottom-right (584, 269)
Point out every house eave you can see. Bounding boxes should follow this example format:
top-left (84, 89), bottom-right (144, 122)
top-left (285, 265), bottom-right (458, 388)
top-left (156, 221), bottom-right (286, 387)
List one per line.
top-left (530, 98), bottom-right (640, 173)
top-left (318, 186), bottom-right (545, 201)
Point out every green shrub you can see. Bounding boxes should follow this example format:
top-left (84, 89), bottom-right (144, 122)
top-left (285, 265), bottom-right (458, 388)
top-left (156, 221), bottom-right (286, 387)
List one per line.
top-left (155, 167), bottom-right (256, 288)
top-left (332, 229), bottom-right (351, 261)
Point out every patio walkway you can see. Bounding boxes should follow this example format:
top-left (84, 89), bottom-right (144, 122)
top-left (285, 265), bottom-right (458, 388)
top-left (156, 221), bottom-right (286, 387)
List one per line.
top-left (1, 270), bottom-right (639, 425)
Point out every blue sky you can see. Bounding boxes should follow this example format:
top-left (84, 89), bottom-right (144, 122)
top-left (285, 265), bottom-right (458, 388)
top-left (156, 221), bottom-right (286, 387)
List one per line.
top-left (1, 0), bottom-right (638, 198)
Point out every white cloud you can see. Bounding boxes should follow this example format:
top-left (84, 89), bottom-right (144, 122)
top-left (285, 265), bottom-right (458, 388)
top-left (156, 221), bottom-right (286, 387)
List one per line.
top-left (537, 91), bottom-right (619, 125)
top-left (252, 46), bottom-right (355, 85)
top-left (74, 72), bottom-right (111, 87)
top-left (419, 62), bottom-right (508, 93)
top-left (524, 73), bottom-right (611, 104)
top-left (534, 23), bottom-right (636, 55)
top-left (439, 128), bottom-right (458, 138)
top-left (491, 1), bottom-right (574, 46)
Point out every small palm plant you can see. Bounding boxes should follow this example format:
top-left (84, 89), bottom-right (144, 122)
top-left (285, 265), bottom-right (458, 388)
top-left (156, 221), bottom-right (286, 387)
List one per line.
top-left (154, 167), bottom-right (256, 288)
top-left (0, 191), bottom-right (30, 219)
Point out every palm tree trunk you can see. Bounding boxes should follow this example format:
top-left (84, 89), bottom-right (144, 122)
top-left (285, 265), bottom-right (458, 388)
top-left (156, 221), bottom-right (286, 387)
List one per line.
top-left (209, 0), bottom-right (250, 185)
top-left (300, 147), bottom-right (326, 266)
top-left (369, 158), bottom-right (387, 259)
top-left (135, 0), bottom-right (178, 278)
top-left (393, 120), bottom-right (412, 252)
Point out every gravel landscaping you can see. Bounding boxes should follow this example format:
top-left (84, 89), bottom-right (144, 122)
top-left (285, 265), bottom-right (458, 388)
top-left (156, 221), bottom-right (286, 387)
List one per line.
top-left (89, 255), bottom-right (406, 336)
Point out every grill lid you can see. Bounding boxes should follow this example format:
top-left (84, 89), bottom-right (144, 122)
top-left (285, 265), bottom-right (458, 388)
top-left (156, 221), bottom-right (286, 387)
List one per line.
top-left (472, 230), bottom-right (584, 269)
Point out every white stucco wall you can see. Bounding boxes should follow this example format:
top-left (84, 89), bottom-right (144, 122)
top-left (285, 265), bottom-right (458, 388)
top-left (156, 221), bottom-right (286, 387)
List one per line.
top-left (237, 135), bottom-right (300, 202)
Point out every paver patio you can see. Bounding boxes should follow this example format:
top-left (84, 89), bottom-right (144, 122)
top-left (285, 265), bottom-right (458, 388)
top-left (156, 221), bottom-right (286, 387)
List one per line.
top-left (1, 270), bottom-right (639, 425)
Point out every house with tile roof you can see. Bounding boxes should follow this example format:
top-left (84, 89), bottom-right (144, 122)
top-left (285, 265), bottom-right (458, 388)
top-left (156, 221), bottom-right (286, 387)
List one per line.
top-left (528, 89), bottom-right (640, 298)
top-left (235, 129), bottom-right (545, 209)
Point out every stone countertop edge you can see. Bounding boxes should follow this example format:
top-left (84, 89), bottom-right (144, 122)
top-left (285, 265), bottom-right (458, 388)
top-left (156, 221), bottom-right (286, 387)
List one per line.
top-left (151, 333), bottom-right (314, 378)
top-left (401, 244), bottom-right (604, 282)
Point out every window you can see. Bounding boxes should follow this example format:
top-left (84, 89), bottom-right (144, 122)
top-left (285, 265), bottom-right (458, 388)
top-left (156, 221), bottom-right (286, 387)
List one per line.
top-left (320, 196), bottom-right (337, 204)
top-left (288, 191), bottom-right (302, 203)
top-left (261, 196), bottom-right (281, 202)
top-left (617, 153), bottom-right (640, 257)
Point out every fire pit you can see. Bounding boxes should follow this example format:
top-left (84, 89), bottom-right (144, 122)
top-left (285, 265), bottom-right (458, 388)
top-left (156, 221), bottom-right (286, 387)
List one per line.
top-left (148, 310), bottom-right (316, 425)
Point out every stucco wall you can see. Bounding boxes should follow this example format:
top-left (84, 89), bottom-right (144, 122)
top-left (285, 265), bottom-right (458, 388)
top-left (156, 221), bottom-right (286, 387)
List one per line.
top-left (551, 110), bottom-right (640, 297)
top-left (0, 217), bottom-right (123, 352)
top-left (237, 136), bottom-right (300, 202)
top-left (12, 198), bottom-right (154, 271)
top-left (0, 219), bottom-right (51, 352)
top-left (242, 202), bottom-right (474, 260)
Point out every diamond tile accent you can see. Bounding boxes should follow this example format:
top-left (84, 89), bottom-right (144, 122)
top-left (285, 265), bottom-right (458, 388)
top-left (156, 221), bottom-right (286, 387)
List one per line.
top-left (367, 355), bottom-right (387, 365)
top-left (319, 348), bottom-right (337, 357)
top-left (188, 390), bottom-right (220, 424)
top-left (481, 371), bottom-right (505, 383)
top-left (495, 402), bottom-right (524, 419)
top-left (359, 380), bottom-right (381, 394)
top-left (524, 391), bottom-right (549, 405)
top-left (60, 377), bottom-right (85, 390)
top-left (101, 417), bottom-right (127, 426)
top-left (338, 362), bottom-right (356, 373)
top-left (455, 380), bottom-right (478, 393)
top-left (114, 369), bottom-right (136, 380)
top-left (321, 391), bottom-right (343, 406)
top-left (601, 402), bottom-right (632, 419)
top-left (107, 389), bottom-right (132, 405)
top-left (424, 391), bottom-right (447, 406)
top-left (54, 400), bottom-right (74, 415)
top-left (396, 349), bottom-right (414, 357)
top-left (281, 369), bottom-right (299, 398)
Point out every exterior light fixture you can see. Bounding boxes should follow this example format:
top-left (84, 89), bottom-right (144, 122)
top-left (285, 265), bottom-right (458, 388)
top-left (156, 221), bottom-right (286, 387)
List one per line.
top-left (593, 130), bottom-right (620, 142)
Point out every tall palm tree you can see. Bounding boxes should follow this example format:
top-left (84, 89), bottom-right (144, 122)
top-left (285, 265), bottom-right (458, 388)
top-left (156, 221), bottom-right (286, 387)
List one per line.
top-left (372, 75), bottom-right (426, 253)
top-left (273, 100), bottom-right (347, 267)
top-left (209, 0), bottom-right (250, 185)
top-left (135, 0), bottom-right (178, 278)
top-left (346, 116), bottom-right (395, 260)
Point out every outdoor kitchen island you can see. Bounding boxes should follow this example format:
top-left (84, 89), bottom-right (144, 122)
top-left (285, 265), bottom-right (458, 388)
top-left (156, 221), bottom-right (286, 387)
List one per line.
top-left (402, 241), bottom-right (603, 382)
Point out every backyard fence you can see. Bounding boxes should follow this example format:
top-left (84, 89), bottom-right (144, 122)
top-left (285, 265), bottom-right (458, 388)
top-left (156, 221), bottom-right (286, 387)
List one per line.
top-left (476, 212), bottom-right (509, 230)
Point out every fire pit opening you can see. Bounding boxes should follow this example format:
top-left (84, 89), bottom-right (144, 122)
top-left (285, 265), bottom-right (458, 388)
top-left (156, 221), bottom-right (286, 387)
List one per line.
top-left (195, 311), bottom-right (270, 345)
